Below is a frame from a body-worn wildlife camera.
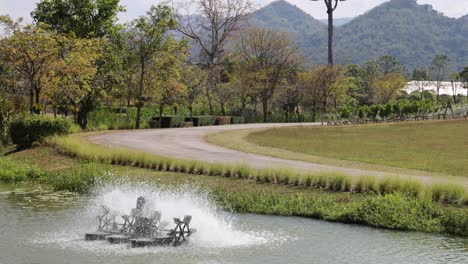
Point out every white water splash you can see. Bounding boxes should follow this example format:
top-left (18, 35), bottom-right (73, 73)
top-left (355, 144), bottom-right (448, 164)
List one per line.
top-left (34, 183), bottom-right (289, 255)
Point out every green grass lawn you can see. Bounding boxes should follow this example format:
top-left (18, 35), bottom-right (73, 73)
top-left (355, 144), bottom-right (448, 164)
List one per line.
top-left (246, 120), bottom-right (468, 177)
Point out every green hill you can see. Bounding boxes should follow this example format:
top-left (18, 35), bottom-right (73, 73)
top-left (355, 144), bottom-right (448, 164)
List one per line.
top-left (249, 0), bottom-right (467, 70)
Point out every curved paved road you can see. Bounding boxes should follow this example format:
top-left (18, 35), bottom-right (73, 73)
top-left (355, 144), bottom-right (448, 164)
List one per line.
top-left (88, 123), bottom-right (457, 184)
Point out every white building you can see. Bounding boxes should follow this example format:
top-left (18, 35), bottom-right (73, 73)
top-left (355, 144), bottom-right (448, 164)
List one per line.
top-left (405, 81), bottom-right (467, 96)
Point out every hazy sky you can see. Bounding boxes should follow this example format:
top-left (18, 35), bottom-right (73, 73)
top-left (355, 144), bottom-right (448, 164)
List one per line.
top-left (1, 0), bottom-right (467, 23)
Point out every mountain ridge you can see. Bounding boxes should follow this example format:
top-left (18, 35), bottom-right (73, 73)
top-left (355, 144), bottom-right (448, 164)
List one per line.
top-left (248, 0), bottom-right (467, 70)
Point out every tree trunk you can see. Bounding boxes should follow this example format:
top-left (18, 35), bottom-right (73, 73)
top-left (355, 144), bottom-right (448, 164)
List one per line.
top-left (136, 60), bottom-right (145, 129)
top-left (206, 67), bottom-right (215, 115)
top-left (327, 6), bottom-right (334, 66)
top-left (188, 105), bottom-right (193, 121)
top-left (29, 76), bottom-right (34, 114)
top-left (262, 98), bottom-right (268, 123)
top-left (451, 81), bottom-right (457, 104)
top-left (159, 104), bottom-right (164, 128)
top-left (77, 110), bottom-right (88, 129)
top-left (221, 103), bottom-right (226, 116)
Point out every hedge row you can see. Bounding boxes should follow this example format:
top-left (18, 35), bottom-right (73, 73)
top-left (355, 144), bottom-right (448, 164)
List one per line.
top-left (150, 116), bottom-right (186, 128)
top-left (149, 116), bottom-right (245, 128)
top-left (10, 115), bottom-right (70, 149)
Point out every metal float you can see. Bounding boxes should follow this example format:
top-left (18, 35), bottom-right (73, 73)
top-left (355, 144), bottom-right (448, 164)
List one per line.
top-left (85, 196), bottom-right (196, 247)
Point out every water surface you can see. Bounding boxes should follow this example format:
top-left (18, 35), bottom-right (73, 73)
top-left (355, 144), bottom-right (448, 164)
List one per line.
top-left (0, 184), bottom-right (466, 264)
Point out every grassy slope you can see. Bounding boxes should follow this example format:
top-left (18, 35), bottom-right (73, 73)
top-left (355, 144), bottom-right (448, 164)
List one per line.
top-left (8, 147), bottom-right (468, 237)
top-left (241, 120), bottom-right (468, 177)
top-left (11, 146), bottom-right (365, 203)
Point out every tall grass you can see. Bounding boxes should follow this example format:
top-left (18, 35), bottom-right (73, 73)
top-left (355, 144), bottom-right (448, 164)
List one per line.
top-left (0, 157), bottom-right (109, 193)
top-left (213, 189), bottom-right (468, 237)
top-left (47, 134), bottom-right (467, 206)
top-left (0, 157), bottom-right (46, 182)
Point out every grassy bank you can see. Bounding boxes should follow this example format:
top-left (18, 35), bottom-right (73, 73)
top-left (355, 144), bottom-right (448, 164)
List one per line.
top-left (46, 134), bottom-right (468, 206)
top-left (244, 120), bottom-right (468, 176)
top-left (5, 147), bottom-right (468, 237)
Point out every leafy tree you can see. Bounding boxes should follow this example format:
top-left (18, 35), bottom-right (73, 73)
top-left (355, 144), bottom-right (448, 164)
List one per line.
top-left (459, 66), bottom-right (468, 101)
top-left (44, 35), bottom-right (104, 128)
top-left (430, 54), bottom-right (450, 102)
top-left (412, 68), bottom-right (429, 81)
top-left (376, 55), bottom-right (406, 75)
top-left (236, 28), bottom-right (297, 122)
top-left (146, 43), bottom-right (188, 123)
top-left (181, 65), bottom-right (205, 121)
top-left (32, 0), bottom-right (124, 38)
top-left (0, 16), bottom-right (59, 113)
top-left (125, 5), bottom-right (178, 129)
top-left (371, 73), bottom-right (407, 104)
top-left (298, 70), bottom-right (321, 121)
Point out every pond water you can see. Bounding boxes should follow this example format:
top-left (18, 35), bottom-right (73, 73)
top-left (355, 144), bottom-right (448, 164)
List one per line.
top-left (0, 183), bottom-right (467, 264)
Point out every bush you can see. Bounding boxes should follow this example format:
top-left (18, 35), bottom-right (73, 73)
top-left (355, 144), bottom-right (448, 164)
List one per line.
top-left (215, 116), bottom-right (231, 125)
top-left (188, 116), bottom-right (216, 127)
top-left (441, 209), bottom-right (468, 237)
top-left (49, 163), bottom-right (110, 193)
top-left (150, 116), bottom-right (185, 128)
top-left (230, 116), bottom-right (245, 124)
top-left (10, 115), bottom-right (70, 149)
top-left (0, 157), bottom-right (46, 182)
top-left (352, 193), bottom-right (442, 233)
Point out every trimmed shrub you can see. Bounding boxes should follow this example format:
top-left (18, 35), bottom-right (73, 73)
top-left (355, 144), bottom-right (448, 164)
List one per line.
top-left (231, 116), bottom-right (245, 124)
top-left (150, 116), bottom-right (185, 128)
top-left (188, 116), bottom-right (216, 127)
top-left (215, 116), bottom-right (231, 125)
top-left (10, 115), bottom-right (70, 149)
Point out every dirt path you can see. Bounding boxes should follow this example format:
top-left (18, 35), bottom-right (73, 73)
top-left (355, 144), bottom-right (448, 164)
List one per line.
top-left (89, 123), bottom-right (466, 185)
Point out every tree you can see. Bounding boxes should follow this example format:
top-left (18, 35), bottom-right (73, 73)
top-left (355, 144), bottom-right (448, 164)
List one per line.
top-left (307, 65), bottom-right (344, 114)
top-left (430, 54), bottom-right (450, 102)
top-left (371, 72), bottom-right (407, 104)
top-left (459, 66), bottom-right (468, 102)
top-left (297, 69), bottom-right (321, 121)
top-left (0, 94), bottom-right (13, 145)
top-left (376, 55), bottom-right (406, 75)
top-left (32, 0), bottom-right (124, 38)
top-left (125, 5), bottom-right (178, 129)
top-left (0, 16), bottom-right (59, 114)
top-left (181, 65), bottom-right (205, 121)
top-left (44, 35), bottom-right (104, 128)
top-left (275, 69), bottom-right (302, 122)
top-left (412, 67), bottom-right (430, 99)
top-left (311, 0), bottom-right (346, 65)
top-left (177, 0), bottom-right (252, 114)
top-left (236, 28), bottom-right (297, 122)
top-left (146, 43), bottom-right (188, 124)
top-left (449, 73), bottom-right (460, 104)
